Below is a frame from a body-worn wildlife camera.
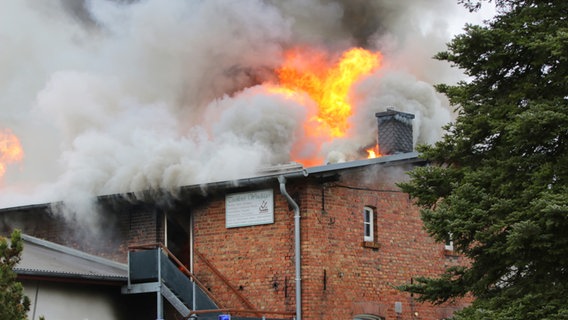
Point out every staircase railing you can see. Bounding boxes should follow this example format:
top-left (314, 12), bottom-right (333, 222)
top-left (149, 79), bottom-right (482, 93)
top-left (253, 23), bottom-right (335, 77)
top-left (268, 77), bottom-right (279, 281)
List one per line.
top-left (188, 308), bottom-right (296, 319)
top-left (129, 243), bottom-right (223, 308)
top-left (125, 243), bottom-right (295, 319)
top-left (195, 250), bottom-right (258, 313)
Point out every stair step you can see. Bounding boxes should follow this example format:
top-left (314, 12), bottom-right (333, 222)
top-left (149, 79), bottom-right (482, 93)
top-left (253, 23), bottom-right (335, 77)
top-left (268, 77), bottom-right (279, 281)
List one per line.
top-left (162, 284), bottom-right (191, 317)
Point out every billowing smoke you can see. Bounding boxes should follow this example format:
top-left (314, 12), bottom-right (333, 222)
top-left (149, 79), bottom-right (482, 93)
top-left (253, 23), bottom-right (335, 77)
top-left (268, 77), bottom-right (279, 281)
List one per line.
top-left (0, 0), bottom-right (491, 219)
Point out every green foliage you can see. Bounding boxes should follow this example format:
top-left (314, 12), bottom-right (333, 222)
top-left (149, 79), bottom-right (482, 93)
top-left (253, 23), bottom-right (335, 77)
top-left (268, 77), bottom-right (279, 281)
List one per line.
top-left (0, 230), bottom-right (31, 320)
top-left (399, 0), bottom-right (568, 318)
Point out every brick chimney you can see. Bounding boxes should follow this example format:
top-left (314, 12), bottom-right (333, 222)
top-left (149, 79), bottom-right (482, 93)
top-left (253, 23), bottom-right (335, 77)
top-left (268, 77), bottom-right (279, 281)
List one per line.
top-left (375, 109), bottom-right (415, 155)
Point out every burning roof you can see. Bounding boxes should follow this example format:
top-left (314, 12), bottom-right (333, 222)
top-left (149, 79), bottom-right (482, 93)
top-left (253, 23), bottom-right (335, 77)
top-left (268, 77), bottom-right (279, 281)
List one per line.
top-left (0, 0), bottom-right (475, 212)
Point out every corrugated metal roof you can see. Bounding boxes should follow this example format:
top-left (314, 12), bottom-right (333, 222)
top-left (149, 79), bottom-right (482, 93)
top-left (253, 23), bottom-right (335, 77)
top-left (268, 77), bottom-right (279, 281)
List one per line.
top-left (15, 234), bottom-right (127, 282)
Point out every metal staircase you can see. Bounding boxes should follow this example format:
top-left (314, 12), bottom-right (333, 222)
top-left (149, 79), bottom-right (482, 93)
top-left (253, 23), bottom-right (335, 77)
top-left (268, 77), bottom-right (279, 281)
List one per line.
top-left (122, 247), bottom-right (218, 318)
top-left (121, 245), bottom-right (294, 320)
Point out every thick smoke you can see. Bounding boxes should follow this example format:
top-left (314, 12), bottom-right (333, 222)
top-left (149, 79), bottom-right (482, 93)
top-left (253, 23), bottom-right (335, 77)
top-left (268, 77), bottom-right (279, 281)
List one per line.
top-left (0, 0), bottom-right (491, 220)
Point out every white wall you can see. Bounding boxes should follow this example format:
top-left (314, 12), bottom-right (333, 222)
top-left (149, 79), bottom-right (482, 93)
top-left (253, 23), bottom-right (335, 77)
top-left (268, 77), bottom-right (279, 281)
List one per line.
top-left (23, 280), bottom-right (128, 320)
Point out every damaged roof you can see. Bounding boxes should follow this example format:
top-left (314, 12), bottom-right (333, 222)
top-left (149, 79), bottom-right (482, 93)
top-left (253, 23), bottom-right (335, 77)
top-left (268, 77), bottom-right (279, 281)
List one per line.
top-left (15, 234), bottom-right (127, 284)
top-left (0, 151), bottom-right (423, 211)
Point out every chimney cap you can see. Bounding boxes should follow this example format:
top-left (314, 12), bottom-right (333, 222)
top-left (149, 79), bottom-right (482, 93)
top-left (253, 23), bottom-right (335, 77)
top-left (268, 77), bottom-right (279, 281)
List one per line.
top-left (375, 109), bottom-right (415, 120)
top-left (375, 109), bottom-right (415, 155)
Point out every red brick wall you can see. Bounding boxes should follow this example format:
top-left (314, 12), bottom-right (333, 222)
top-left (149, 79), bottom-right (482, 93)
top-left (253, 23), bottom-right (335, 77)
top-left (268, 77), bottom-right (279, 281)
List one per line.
top-left (192, 186), bottom-right (297, 315)
top-left (1, 163), bottom-right (470, 319)
top-left (0, 203), bottom-right (161, 264)
top-left (127, 208), bottom-right (162, 248)
top-left (300, 170), bottom-right (467, 320)
top-left (192, 166), bottom-right (469, 320)
top-left (0, 208), bottom-right (67, 243)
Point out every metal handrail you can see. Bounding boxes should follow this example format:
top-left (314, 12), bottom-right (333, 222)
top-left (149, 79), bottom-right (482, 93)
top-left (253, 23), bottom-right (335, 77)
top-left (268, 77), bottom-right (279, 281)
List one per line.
top-left (129, 243), bottom-right (224, 308)
top-left (129, 243), bottom-right (294, 319)
top-left (195, 249), bottom-right (295, 319)
top-left (188, 308), bottom-right (295, 318)
top-left (195, 250), bottom-right (258, 314)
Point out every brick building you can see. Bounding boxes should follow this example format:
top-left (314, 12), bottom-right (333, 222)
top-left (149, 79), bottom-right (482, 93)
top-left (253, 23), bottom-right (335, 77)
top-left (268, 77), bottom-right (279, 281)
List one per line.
top-left (0, 111), bottom-right (470, 320)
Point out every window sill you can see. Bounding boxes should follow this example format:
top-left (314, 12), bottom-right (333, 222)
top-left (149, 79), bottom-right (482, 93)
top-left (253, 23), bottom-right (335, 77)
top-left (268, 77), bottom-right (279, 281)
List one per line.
top-left (444, 249), bottom-right (459, 257)
top-left (362, 241), bottom-right (381, 250)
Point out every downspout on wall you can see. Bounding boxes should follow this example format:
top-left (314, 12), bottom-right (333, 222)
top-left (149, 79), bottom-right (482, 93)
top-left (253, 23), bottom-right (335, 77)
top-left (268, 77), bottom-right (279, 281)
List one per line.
top-left (278, 175), bottom-right (301, 320)
top-left (190, 211), bottom-right (197, 311)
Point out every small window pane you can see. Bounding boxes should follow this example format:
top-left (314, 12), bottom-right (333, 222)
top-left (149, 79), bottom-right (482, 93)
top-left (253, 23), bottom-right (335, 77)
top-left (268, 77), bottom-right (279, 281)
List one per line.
top-left (364, 207), bottom-right (373, 241)
top-left (445, 233), bottom-right (454, 250)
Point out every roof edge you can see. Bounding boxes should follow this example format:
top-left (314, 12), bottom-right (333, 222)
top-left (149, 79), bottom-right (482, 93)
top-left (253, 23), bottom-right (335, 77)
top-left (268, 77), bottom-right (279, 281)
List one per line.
top-left (304, 151), bottom-right (421, 175)
top-left (15, 269), bottom-right (127, 282)
top-left (21, 234), bottom-right (127, 271)
top-left (1, 152), bottom-right (423, 210)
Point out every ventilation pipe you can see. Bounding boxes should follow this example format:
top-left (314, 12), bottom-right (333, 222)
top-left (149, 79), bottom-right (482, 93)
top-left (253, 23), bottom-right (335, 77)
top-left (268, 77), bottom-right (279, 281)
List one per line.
top-left (278, 175), bottom-right (301, 320)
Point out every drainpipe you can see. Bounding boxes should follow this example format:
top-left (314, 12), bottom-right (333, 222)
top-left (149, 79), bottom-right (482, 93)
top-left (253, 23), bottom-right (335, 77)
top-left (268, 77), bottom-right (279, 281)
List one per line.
top-left (190, 211), bottom-right (197, 310)
top-left (278, 175), bottom-right (301, 320)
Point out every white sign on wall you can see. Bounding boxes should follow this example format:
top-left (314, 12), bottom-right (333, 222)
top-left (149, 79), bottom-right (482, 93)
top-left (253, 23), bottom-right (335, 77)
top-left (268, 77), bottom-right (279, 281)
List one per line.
top-left (225, 189), bottom-right (274, 228)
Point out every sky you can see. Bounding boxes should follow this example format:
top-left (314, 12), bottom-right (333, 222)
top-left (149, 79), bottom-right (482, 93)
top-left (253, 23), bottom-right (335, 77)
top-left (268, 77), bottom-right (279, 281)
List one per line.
top-left (0, 0), bottom-right (495, 213)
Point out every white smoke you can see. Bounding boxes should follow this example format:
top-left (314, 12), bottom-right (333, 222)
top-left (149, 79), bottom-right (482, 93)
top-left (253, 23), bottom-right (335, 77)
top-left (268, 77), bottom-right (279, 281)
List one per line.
top-left (0, 0), bottom-right (493, 216)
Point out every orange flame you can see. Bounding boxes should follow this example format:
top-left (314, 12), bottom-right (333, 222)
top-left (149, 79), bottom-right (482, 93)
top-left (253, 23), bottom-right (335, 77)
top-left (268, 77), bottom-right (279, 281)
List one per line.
top-left (366, 145), bottom-right (381, 159)
top-left (272, 47), bottom-right (382, 166)
top-left (277, 47), bottom-right (382, 137)
top-left (0, 128), bottom-right (24, 180)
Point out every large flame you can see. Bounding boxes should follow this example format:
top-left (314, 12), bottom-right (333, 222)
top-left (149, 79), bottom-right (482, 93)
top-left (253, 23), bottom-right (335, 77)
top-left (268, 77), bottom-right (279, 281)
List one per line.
top-left (272, 47), bottom-right (382, 166)
top-left (0, 128), bottom-right (24, 180)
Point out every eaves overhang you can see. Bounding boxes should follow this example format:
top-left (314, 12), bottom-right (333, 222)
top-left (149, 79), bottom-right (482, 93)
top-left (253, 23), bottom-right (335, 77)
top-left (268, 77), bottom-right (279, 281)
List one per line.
top-left (0, 152), bottom-right (423, 210)
top-left (180, 151), bottom-right (422, 192)
top-left (303, 151), bottom-right (422, 176)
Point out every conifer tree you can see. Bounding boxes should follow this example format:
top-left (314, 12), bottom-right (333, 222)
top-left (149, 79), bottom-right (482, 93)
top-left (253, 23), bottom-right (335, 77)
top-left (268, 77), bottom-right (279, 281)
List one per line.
top-left (399, 0), bottom-right (568, 318)
top-left (0, 230), bottom-right (31, 320)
